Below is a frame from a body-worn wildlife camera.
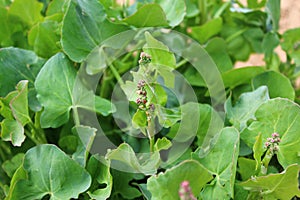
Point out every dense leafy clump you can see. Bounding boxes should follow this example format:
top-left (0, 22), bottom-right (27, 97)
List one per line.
top-left (0, 0), bottom-right (300, 199)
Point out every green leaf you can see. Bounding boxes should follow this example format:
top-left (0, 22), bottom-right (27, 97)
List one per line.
top-left (243, 28), bottom-right (264, 53)
top-left (252, 71), bottom-right (295, 100)
top-left (237, 157), bottom-right (257, 181)
top-left (35, 53), bottom-right (114, 128)
top-left (157, 106), bottom-right (181, 128)
top-left (9, 0), bottom-right (43, 26)
top-left (195, 127), bottom-right (240, 199)
top-left (190, 18), bottom-right (223, 44)
top-left (106, 143), bottom-right (160, 175)
top-left (110, 170), bottom-right (142, 199)
top-left (205, 37), bottom-right (233, 73)
top-left (132, 110), bottom-right (147, 129)
top-left (225, 86), bottom-right (269, 131)
top-left (123, 4), bottom-right (168, 27)
top-left (167, 103), bottom-right (223, 149)
top-left (0, 47), bottom-right (45, 111)
top-left (61, 0), bottom-right (128, 62)
top-left (72, 125), bottom-right (96, 167)
top-left (2, 153), bottom-right (24, 178)
top-left (241, 98), bottom-right (300, 168)
top-left (9, 144), bottom-right (91, 200)
top-left (262, 32), bottom-right (280, 58)
top-left (0, 6), bottom-right (12, 46)
top-left (240, 164), bottom-right (300, 200)
top-left (143, 32), bottom-right (177, 80)
top-left (154, 137), bottom-right (172, 151)
top-left (222, 67), bottom-right (265, 89)
top-left (266, 0), bottom-right (280, 31)
top-left (10, 80), bottom-right (31, 126)
top-left (253, 133), bottom-right (263, 171)
top-left (154, 0), bottom-right (186, 27)
top-left (281, 28), bottom-right (300, 66)
top-left (28, 19), bottom-right (61, 58)
top-left (87, 155), bottom-right (112, 200)
top-left (1, 119), bottom-right (25, 147)
top-left (147, 160), bottom-right (212, 200)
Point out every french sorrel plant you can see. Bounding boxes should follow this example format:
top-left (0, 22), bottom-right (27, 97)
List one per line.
top-left (0, 0), bottom-right (300, 200)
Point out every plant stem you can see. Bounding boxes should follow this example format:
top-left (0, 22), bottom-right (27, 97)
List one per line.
top-left (147, 120), bottom-right (155, 153)
top-left (24, 129), bottom-right (42, 145)
top-left (109, 63), bottom-right (124, 85)
top-left (73, 107), bottom-right (81, 127)
top-left (27, 122), bottom-right (47, 144)
top-left (260, 149), bottom-right (273, 175)
top-left (176, 59), bottom-right (188, 68)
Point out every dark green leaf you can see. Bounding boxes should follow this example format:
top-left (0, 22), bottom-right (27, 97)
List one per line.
top-left (190, 18), bottom-right (223, 44)
top-left (147, 160), bottom-right (212, 200)
top-left (222, 67), bottom-right (265, 89)
top-left (123, 4), bottom-right (168, 27)
top-left (9, 0), bottom-right (43, 26)
top-left (252, 71), bottom-right (295, 100)
top-left (35, 53), bottom-right (114, 128)
top-left (8, 144), bottom-right (91, 200)
top-left (195, 127), bottom-right (240, 199)
top-left (240, 164), bottom-right (300, 200)
top-left (155, 0), bottom-right (186, 27)
top-left (225, 86), bottom-right (269, 131)
top-left (87, 155), bottom-right (112, 200)
top-left (28, 20), bottom-right (61, 58)
top-left (241, 98), bottom-right (300, 168)
top-left (0, 48), bottom-right (45, 111)
top-left (61, 0), bottom-right (128, 62)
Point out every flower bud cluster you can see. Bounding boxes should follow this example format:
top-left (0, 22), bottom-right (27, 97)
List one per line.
top-left (136, 80), bottom-right (155, 121)
top-left (264, 132), bottom-right (281, 154)
top-left (178, 181), bottom-right (197, 200)
top-left (138, 52), bottom-right (151, 65)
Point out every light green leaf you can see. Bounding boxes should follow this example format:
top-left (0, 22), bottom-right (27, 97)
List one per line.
top-left (8, 144), bottom-right (91, 200)
top-left (154, 137), bottom-right (172, 151)
top-left (132, 110), bottom-right (147, 129)
top-left (155, 0), bottom-right (186, 27)
top-left (110, 170), bottom-right (142, 199)
top-left (106, 143), bottom-right (160, 175)
top-left (123, 4), bottom-right (168, 27)
top-left (1, 119), bottom-right (25, 147)
top-left (205, 37), bottom-right (233, 73)
top-left (61, 0), bottom-right (128, 62)
top-left (240, 164), bottom-right (300, 200)
top-left (10, 80), bottom-right (31, 126)
top-left (87, 155), bottom-right (112, 200)
top-left (222, 67), bottom-right (265, 89)
top-left (237, 157), bottom-right (257, 181)
top-left (1, 153), bottom-right (24, 178)
top-left (157, 106), bottom-right (181, 128)
top-left (266, 0), bottom-right (280, 31)
top-left (147, 160), bottom-right (212, 200)
top-left (241, 98), bottom-right (300, 168)
top-left (281, 28), bottom-right (300, 66)
top-left (35, 53), bottom-right (114, 128)
top-left (28, 19), bottom-right (61, 58)
top-left (168, 103), bottom-right (223, 147)
top-left (225, 86), bottom-right (269, 131)
top-left (72, 125), bottom-right (96, 167)
top-left (252, 71), bottom-right (295, 100)
top-left (190, 18), bottom-right (223, 44)
top-left (9, 0), bottom-right (43, 26)
top-left (0, 47), bottom-right (45, 111)
top-left (253, 133), bottom-right (263, 171)
top-left (143, 32), bottom-right (176, 87)
top-left (195, 127), bottom-right (240, 199)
